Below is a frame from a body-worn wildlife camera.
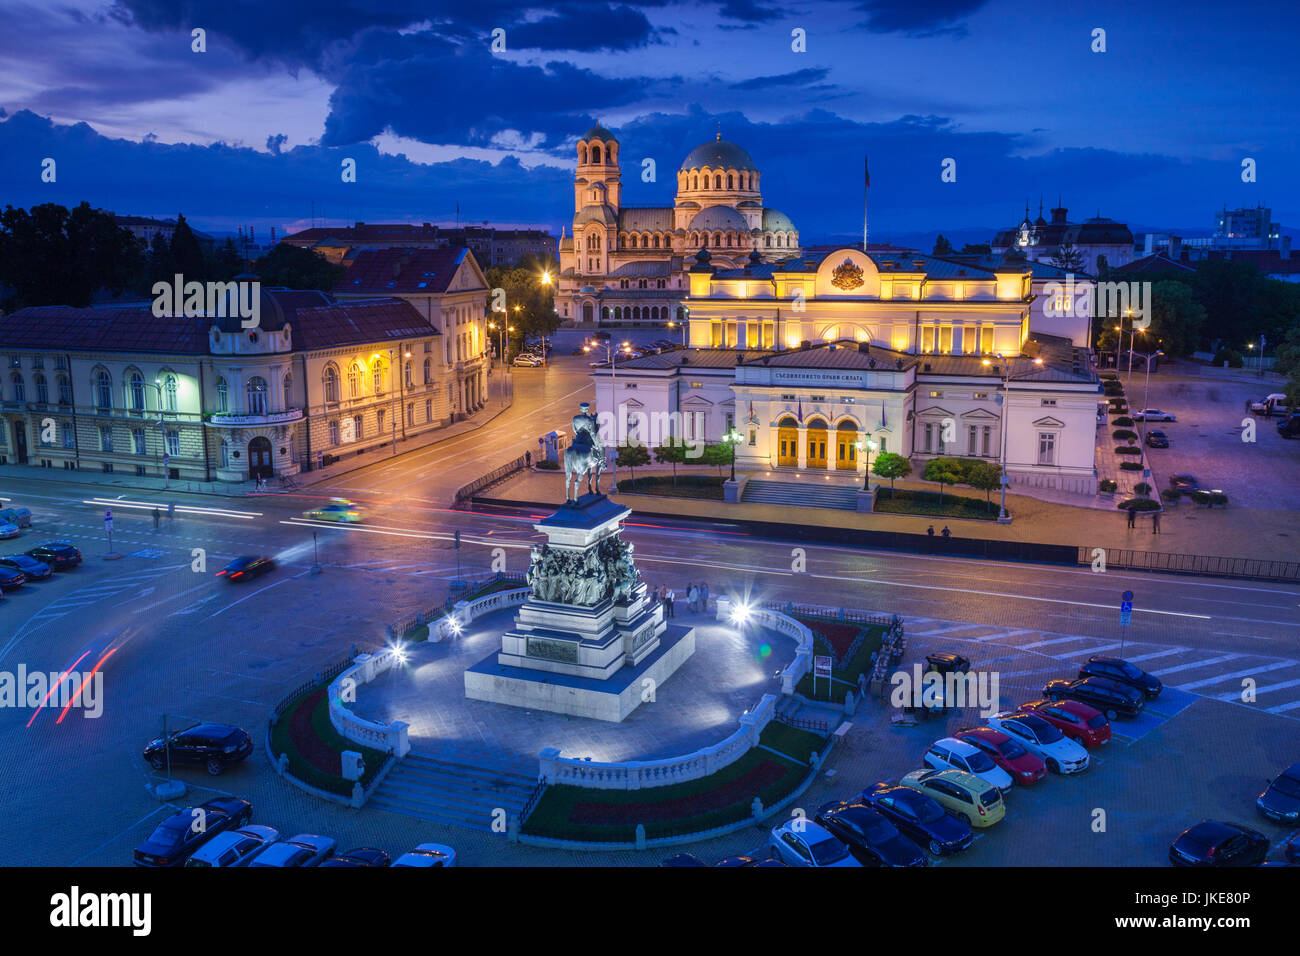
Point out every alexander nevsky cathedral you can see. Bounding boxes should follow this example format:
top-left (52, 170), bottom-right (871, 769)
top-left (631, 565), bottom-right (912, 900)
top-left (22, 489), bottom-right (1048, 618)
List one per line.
top-left (556, 125), bottom-right (801, 325)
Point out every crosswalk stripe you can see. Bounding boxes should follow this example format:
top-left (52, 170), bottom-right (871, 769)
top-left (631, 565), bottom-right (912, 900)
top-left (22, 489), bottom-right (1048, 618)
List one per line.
top-left (1151, 654), bottom-right (1243, 677)
top-left (1018, 636), bottom-right (1085, 649)
top-left (1057, 642), bottom-right (1127, 657)
top-left (1121, 648), bottom-right (1188, 663)
top-left (1265, 700), bottom-right (1300, 714)
top-left (1176, 661), bottom-right (1298, 691)
top-left (1215, 677), bottom-right (1300, 702)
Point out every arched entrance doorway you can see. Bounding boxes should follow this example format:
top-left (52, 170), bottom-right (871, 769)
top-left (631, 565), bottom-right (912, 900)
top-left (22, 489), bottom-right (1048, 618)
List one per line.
top-left (805, 417), bottom-right (828, 468)
top-left (776, 416), bottom-right (798, 466)
top-left (836, 421), bottom-right (858, 470)
top-left (582, 302), bottom-right (594, 323)
top-left (248, 436), bottom-right (273, 480)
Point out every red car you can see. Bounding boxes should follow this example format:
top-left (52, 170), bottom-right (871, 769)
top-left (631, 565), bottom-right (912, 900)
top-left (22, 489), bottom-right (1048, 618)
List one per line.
top-left (954, 727), bottom-right (1046, 786)
top-left (1017, 699), bottom-right (1111, 748)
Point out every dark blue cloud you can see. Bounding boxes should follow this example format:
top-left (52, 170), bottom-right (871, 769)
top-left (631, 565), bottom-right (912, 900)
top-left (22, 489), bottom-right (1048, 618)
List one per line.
top-left (509, 5), bottom-right (660, 51)
top-left (731, 67), bottom-right (831, 90)
top-left (852, 0), bottom-right (991, 36)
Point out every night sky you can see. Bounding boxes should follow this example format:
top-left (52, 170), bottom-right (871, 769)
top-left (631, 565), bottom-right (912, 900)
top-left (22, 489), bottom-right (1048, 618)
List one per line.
top-left (1, 0), bottom-right (1295, 244)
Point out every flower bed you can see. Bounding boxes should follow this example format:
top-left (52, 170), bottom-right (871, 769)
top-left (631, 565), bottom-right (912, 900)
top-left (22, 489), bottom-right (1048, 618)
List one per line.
top-left (269, 686), bottom-right (389, 796)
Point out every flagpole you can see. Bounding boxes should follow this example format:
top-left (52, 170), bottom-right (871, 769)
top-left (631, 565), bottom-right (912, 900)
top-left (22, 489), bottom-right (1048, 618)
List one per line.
top-left (863, 154), bottom-right (870, 251)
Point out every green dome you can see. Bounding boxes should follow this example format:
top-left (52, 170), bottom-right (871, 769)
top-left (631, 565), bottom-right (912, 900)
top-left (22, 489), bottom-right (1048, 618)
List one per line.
top-left (680, 140), bottom-right (756, 172)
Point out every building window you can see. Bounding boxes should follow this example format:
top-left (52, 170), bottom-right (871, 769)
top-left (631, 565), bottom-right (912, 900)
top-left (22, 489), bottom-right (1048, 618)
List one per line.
top-left (981, 327), bottom-right (994, 353)
top-left (929, 391), bottom-right (943, 398)
top-left (34, 374), bottom-right (48, 405)
top-left (163, 375), bottom-right (177, 412)
top-left (57, 375), bottom-right (72, 405)
top-left (282, 372), bottom-right (293, 410)
top-left (348, 363), bottom-right (361, 399)
top-left (216, 377), bottom-right (229, 413)
top-left (328, 421), bottom-right (339, 446)
top-left (166, 431), bottom-right (180, 458)
top-left (968, 425), bottom-right (977, 455)
top-left (923, 422), bottom-right (934, 454)
top-left (982, 425), bottom-right (992, 457)
top-left (324, 366), bottom-right (339, 403)
top-left (377, 409), bottom-right (386, 434)
top-left (405, 361), bottom-right (413, 389)
top-left (372, 358), bottom-right (385, 395)
top-left (99, 426), bottom-right (114, 453)
top-left (352, 414), bottom-right (363, 441)
top-left (62, 426), bottom-right (75, 449)
top-left (406, 402), bottom-right (414, 427)
top-left (220, 439), bottom-right (231, 467)
top-left (246, 377), bottom-right (268, 415)
top-left (973, 391), bottom-right (988, 400)
top-left (95, 371), bottom-right (111, 409)
top-left (132, 428), bottom-right (146, 455)
top-left (1041, 399), bottom-right (1057, 407)
top-left (1038, 431), bottom-right (1056, 465)
top-left (126, 372), bottom-right (144, 412)
top-left (423, 358), bottom-right (432, 385)
top-left (425, 399), bottom-right (432, 422)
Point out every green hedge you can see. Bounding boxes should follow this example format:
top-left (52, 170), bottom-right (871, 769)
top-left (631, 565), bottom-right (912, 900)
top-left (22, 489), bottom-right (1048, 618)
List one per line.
top-left (1115, 446), bottom-right (1142, 455)
top-left (1120, 461), bottom-right (1143, 471)
top-left (535, 459), bottom-right (560, 470)
top-left (1113, 416), bottom-right (1135, 427)
top-left (875, 487), bottom-right (998, 520)
top-left (1118, 497), bottom-right (1162, 512)
top-left (1113, 429), bottom-right (1138, 441)
top-left (616, 474), bottom-right (724, 499)
top-left (1099, 479), bottom-right (1117, 493)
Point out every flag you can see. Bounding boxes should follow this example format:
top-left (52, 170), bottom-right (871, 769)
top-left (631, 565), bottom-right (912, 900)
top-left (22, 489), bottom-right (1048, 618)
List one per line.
top-left (748, 400), bottom-right (755, 423)
top-left (864, 155), bottom-right (870, 188)
top-left (881, 400), bottom-right (886, 429)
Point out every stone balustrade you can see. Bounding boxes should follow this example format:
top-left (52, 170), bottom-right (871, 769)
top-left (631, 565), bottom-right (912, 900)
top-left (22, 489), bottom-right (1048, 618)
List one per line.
top-left (715, 597), bottom-right (814, 695)
top-left (327, 647), bottom-right (410, 758)
top-left (432, 586), bottom-right (530, 641)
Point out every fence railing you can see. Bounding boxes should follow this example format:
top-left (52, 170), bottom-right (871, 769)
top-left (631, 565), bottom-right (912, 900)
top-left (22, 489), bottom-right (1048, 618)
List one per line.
top-left (1081, 547), bottom-right (1300, 584)
top-left (390, 572), bottom-right (529, 639)
top-left (762, 601), bottom-right (895, 629)
top-left (773, 708), bottom-right (831, 734)
top-left (454, 454), bottom-right (527, 504)
top-left (520, 777), bottom-right (549, 824)
top-left (270, 648), bottom-right (358, 720)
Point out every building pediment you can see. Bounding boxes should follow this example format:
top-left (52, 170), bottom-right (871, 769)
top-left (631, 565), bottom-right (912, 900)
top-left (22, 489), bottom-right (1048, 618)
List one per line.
top-left (960, 408), bottom-right (1001, 420)
top-left (1033, 415), bottom-right (1066, 428)
top-left (916, 405), bottom-right (956, 418)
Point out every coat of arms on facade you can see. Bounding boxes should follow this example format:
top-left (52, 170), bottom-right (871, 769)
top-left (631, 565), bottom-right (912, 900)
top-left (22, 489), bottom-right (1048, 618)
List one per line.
top-left (831, 258), bottom-right (865, 290)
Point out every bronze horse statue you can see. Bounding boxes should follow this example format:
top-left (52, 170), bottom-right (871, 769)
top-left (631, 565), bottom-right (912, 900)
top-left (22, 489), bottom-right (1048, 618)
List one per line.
top-left (563, 406), bottom-right (606, 502)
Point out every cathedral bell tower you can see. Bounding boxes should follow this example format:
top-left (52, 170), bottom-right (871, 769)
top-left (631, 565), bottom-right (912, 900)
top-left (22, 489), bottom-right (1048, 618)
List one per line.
top-left (572, 124), bottom-right (621, 276)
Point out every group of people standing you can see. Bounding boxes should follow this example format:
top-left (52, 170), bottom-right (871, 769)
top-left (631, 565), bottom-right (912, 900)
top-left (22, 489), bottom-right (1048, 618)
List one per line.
top-left (653, 581), bottom-right (710, 618)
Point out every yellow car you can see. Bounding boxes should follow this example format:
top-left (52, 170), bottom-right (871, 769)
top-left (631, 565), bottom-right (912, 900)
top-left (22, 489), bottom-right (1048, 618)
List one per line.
top-left (901, 768), bottom-right (1005, 828)
top-left (302, 499), bottom-right (363, 523)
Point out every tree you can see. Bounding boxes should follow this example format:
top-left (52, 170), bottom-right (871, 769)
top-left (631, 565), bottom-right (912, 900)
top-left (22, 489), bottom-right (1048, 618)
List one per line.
top-left (252, 243), bottom-right (345, 290)
top-left (932, 234), bottom-right (953, 256)
top-left (212, 237), bottom-right (245, 281)
top-left (615, 443), bottom-right (649, 484)
top-left (959, 243), bottom-right (991, 254)
top-left (1148, 279), bottom-right (1207, 357)
top-left (964, 460), bottom-right (1002, 512)
top-left (653, 439), bottom-right (689, 485)
top-left (871, 451), bottom-right (911, 491)
top-left (1050, 240), bottom-right (1084, 272)
top-left (169, 213), bottom-right (206, 281)
top-left (484, 265), bottom-right (558, 340)
top-left (700, 442), bottom-right (731, 477)
top-left (923, 457), bottom-right (963, 504)
top-left (144, 231), bottom-right (175, 290)
top-left (0, 201), bottom-right (143, 309)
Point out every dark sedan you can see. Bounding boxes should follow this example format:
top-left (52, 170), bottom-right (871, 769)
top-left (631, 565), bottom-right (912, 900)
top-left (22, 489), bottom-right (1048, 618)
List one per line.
top-left (1145, 430), bottom-right (1170, 448)
top-left (1257, 762), bottom-right (1300, 824)
top-left (318, 847), bottom-right (391, 867)
top-left (1042, 676), bottom-right (1145, 719)
top-left (217, 555), bottom-right (276, 582)
top-left (24, 541), bottom-right (82, 570)
top-left (1168, 474), bottom-right (1199, 495)
top-left (132, 797), bottom-right (253, 867)
top-left (0, 554), bottom-right (52, 581)
top-left (815, 801), bottom-right (927, 867)
top-left (0, 565), bottom-right (24, 590)
top-left (142, 722), bottom-right (254, 776)
top-left (1169, 821), bottom-right (1269, 867)
top-left (860, 783), bottom-right (973, 856)
top-left (1078, 656), bottom-right (1163, 699)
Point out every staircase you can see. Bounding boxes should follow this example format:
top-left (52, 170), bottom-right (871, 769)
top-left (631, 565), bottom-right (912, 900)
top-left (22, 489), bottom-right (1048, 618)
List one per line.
top-left (741, 478), bottom-right (861, 511)
top-left (368, 753), bottom-right (539, 832)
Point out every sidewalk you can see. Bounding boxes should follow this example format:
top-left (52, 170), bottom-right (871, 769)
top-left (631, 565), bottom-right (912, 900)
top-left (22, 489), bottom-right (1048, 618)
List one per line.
top-left (486, 467), bottom-right (1300, 563)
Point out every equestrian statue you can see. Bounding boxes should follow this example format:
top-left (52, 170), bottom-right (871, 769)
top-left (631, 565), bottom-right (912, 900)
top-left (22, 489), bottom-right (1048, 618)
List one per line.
top-left (563, 402), bottom-right (606, 503)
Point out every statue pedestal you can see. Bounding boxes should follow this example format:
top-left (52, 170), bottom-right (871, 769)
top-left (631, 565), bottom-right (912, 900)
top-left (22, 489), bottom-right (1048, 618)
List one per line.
top-left (464, 493), bottom-right (695, 722)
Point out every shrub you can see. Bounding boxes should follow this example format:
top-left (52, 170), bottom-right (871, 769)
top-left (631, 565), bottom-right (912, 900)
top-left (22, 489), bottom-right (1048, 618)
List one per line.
top-left (1134, 482), bottom-right (1152, 494)
top-left (1212, 348), bottom-right (1244, 368)
top-left (1113, 416), bottom-right (1135, 427)
top-left (1118, 497), bottom-right (1162, 512)
top-left (1113, 429), bottom-right (1137, 441)
top-left (1115, 446), bottom-right (1142, 455)
top-left (1103, 382), bottom-right (1124, 396)
top-left (1160, 489), bottom-right (1180, 502)
top-left (1099, 371), bottom-right (1118, 380)
top-left (1099, 479), bottom-right (1117, 493)
top-left (1191, 489), bottom-right (1229, 507)
top-left (1120, 461), bottom-right (1143, 471)
top-left (535, 459), bottom-right (560, 470)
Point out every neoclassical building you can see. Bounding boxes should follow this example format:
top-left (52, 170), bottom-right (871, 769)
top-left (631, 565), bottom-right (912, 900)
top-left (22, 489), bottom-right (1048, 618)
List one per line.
top-left (593, 247), bottom-right (1102, 498)
top-left (557, 125), bottom-right (801, 326)
top-left (0, 285), bottom-right (480, 484)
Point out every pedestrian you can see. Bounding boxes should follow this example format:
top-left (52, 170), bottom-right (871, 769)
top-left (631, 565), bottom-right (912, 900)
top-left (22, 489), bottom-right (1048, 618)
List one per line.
top-left (525, 450), bottom-right (532, 468)
top-left (151, 507), bottom-right (161, 531)
top-left (700, 582), bottom-right (709, 613)
top-left (687, 584), bottom-right (699, 614)
top-left (926, 525), bottom-right (935, 537)
top-left (167, 501), bottom-right (175, 525)
top-left (1126, 508), bottom-right (1136, 529)
top-left (1152, 511), bottom-right (1161, 534)
top-left (940, 526), bottom-right (951, 538)
top-left (665, 588), bottom-right (674, 618)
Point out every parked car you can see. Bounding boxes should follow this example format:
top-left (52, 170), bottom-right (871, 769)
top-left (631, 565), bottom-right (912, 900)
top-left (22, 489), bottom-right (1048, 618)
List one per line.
top-left (1250, 393), bottom-right (1292, 417)
top-left (1145, 430), bottom-right (1170, 448)
top-left (1169, 821), bottom-right (1269, 867)
top-left (986, 712), bottom-right (1090, 775)
top-left (0, 506), bottom-right (32, 528)
top-left (24, 541), bottom-right (81, 570)
top-left (392, 843), bottom-right (457, 867)
top-left (659, 853), bottom-right (707, 867)
top-left (183, 825), bottom-right (279, 867)
top-left (302, 500), bottom-right (363, 523)
top-left (142, 722), bottom-right (254, 776)
top-left (132, 797), bottom-right (252, 867)
top-left (1133, 409), bottom-right (1176, 421)
top-left (0, 554), bottom-right (51, 581)
top-left (1256, 762), bottom-right (1300, 824)
top-left (513, 355), bottom-right (542, 367)
top-left (1042, 676), bottom-right (1145, 719)
top-left (954, 727), bottom-right (1047, 785)
top-left (248, 834), bottom-right (337, 867)
top-left (1168, 474), bottom-right (1199, 495)
top-left (814, 801), bottom-right (926, 867)
top-left (0, 521), bottom-right (19, 540)
top-left (768, 819), bottom-right (860, 867)
top-left (318, 847), bottom-right (391, 867)
top-left (0, 565), bottom-right (24, 590)
top-left (216, 555), bottom-right (276, 582)
top-left (860, 783), bottom-right (974, 855)
top-left (1078, 656), bottom-right (1163, 699)
top-left (925, 652), bottom-right (971, 674)
top-left (1278, 415), bottom-right (1300, 439)
top-left (922, 736), bottom-right (1014, 792)
top-left (900, 768), bottom-right (1005, 828)
top-left (1018, 699), bottom-right (1111, 748)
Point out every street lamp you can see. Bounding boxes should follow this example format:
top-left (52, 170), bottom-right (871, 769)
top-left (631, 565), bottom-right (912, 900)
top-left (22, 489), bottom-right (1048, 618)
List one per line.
top-left (488, 321), bottom-right (515, 369)
top-left (145, 378), bottom-right (169, 489)
top-left (855, 437), bottom-right (877, 489)
top-left (983, 355), bottom-right (1044, 523)
top-left (722, 427), bottom-right (742, 482)
top-left (584, 339), bottom-right (632, 492)
top-left (667, 320), bottom-right (686, 347)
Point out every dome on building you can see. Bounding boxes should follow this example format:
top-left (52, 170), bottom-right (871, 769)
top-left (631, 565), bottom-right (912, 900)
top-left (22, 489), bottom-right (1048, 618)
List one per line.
top-left (689, 205), bottom-right (750, 232)
top-left (762, 208), bottom-right (796, 233)
top-left (680, 139), bottom-right (756, 172)
top-left (575, 204), bottom-right (617, 227)
top-left (583, 124), bottom-right (617, 143)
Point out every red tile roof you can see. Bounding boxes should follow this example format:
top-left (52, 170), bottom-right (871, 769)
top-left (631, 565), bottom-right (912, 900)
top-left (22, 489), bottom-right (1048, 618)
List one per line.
top-left (0, 306), bottom-right (211, 354)
top-left (290, 298), bottom-right (437, 351)
top-left (338, 247), bottom-right (472, 295)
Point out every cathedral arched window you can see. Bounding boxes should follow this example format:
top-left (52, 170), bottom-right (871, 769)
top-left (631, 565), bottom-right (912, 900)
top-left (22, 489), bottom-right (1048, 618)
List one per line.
top-left (652, 235), bottom-right (659, 248)
top-left (726, 234), bottom-right (733, 247)
top-left (727, 173), bottom-right (734, 189)
top-left (592, 145), bottom-right (602, 163)
top-left (691, 176), bottom-right (697, 190)
top-left (714, 175), bottom-right (722, 189)
top-left (765, 235), bottom-right (772, 248)
top-left (578, 144), bottom-right (588, 164)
